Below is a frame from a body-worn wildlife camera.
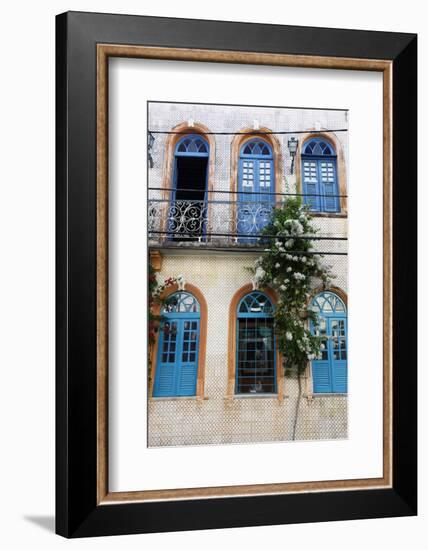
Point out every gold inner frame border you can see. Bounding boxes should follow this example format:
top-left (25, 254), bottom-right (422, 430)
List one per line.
top-left (96, 44), bottom-right (393, 504)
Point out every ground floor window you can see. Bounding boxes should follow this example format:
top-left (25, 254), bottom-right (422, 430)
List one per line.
top-left (310, 291), bottom-right (347, 393)
top-left (153, 292), bottom-right (200, 397)
top-left (236, 291), bottom-right (276, 394)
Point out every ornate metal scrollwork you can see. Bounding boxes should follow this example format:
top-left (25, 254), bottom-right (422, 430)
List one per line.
top-left (148, 198), bottom-right (275, 243)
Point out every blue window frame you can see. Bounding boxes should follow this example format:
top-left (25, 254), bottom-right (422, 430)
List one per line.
top-left (236, 291), bottom-right (276, 394)
top-left (237, 139), bottom-right (275, 242)
top-left (153, 291), bottom-right (200, 397)
top-left (301, 138), bottom-right (340, 213)
top-left (168, 134), bottom-right (210, 241)
top-left (310, 291), bottom-right (347, 393)
top-left (175, 135), bottom-right (209, 156)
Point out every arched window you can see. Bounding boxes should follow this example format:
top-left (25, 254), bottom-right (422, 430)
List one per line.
top-left (153, 291), bottom-right (201, 397)
top-left (168, 134), bottom-right (209, 241)
top-left (301, 138), bottom-right (340, 213)
top-left (237, 139), bottom-right (274, 241)
top-left (236, 291), bottom-right (276, 394)
top-left (310, 291), bottom-right (347, 393)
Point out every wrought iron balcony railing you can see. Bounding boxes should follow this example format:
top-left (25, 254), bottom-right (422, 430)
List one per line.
top-left (148, 188), bottom-right (348, 251)
top-left (149, 198), bottom-right (277, 243)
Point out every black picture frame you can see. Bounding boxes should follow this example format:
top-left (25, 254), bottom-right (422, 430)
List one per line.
top-left (56, 11), bottom-right (417, 538)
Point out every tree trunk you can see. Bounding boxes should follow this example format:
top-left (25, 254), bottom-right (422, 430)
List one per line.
top-left (292, 372), bottom-right (302, 441)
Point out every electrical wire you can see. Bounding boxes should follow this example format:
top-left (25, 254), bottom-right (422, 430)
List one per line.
top-left (149, 187), bottom-right (347, 199)
top-left (148, 128), bottom-right (348, 136)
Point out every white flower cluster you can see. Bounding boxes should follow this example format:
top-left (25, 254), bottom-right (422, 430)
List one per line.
top-left (274, 239), bottom-right (285, 252)
top-left (293, 272), bottom-right (306, 281)
top-left (294, 331), bottom-right (321, 361)
top-left (281, 218), bottom-right (305, 236)
top-left (285, 254), bottom-right (300, 262)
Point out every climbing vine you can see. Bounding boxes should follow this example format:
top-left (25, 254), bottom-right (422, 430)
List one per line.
top-left (250, 198), bottom-right (334, 375)
top-left (148, 261), bottom-right (161, 348)
top-left (148, 261), bottom-right (184, 373)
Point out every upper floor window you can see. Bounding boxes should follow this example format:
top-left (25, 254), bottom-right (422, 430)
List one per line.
top-left (153, 291), bottom-right (200, 397)
top-left (310, 291), bottom-right (347, 394)
top-left (168, 134), bottom-right (209, 241)
top-left (236, 291), bottom-right (276, 394)
top-left (302, 138), bottom-right (340, 213)
top-left (237, 139), bottom-right (275, 241)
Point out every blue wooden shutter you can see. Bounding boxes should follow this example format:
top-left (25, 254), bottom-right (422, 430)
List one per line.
top-left (311, 317), bottom-right (332, 393)
top-left (320, 159), bottom-right (339, 212)
top-left (303, 159), bottom-right (320, 211)
top-left (256, 158), bottom-right (274, 233)
top-left (153, 320), bottom-right (179, 397)
top-left (330, 318), bottom-right (347, 393)
top-left (312, 361), bottom-right (332, 393)
top-left (176, 319), bottom-right (199, 396)
top-left (237, 157), bottom-right (256, 239)
top-left (153, 317), bottom-right (200, 397)
top-left (311, 316), bottom-right (347, 394)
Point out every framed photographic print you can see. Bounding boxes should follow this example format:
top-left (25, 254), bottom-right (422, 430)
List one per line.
top-left (56, 11), bottom-right (417, 538)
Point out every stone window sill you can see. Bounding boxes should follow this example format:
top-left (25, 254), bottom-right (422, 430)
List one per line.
top-left (150, 396), bottom-right (206, 401)
top-left (227, 393), bottom-right (279, 399)
top-left (312, 213), bottom-right (348, 219)
top-left (306, 393), bottom-right (348, 398)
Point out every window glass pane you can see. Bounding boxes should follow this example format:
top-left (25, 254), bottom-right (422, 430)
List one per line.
top-left (175, 135), bottom-right (208, 155)
top-left (312, 292), bottom-right (346, 314)
top-left (162, 292), bottom-right (200, 314)
top-left (236, 309), bottom-right (275, 394)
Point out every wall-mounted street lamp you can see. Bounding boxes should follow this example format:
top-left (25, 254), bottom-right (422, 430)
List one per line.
top-left (287, 136), bottom-right (299, 175)
top-left (148, 131), bottom-right (155, 168)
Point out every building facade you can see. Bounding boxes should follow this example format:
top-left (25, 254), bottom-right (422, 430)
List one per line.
top-left (148, 102), bottom-right (348, 447)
